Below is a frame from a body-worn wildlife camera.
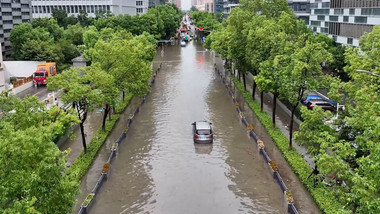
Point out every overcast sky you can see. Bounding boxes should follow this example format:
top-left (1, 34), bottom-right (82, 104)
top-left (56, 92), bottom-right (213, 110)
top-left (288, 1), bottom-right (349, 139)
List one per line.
top-left (181, 0), bottom-right (191, 11)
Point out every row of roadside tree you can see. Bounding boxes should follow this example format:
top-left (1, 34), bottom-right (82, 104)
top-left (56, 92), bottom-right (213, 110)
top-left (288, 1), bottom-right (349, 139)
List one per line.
top-left (0, 5), bottom-right (182, 213)
top-left (204, 0), bottom-right (380, 213)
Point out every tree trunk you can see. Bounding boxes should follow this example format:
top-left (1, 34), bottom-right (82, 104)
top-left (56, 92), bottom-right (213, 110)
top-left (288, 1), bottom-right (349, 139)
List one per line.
top-left (289, 106), bottom-right (296, 150)
top-left (122, 91), bottom-right (125, 100)
top-left (108, 107), bottom-right (112, 120)
top-left (260, 91), bottom-right (264, 112)
top-left (102, 104), bottom-right (110, 131)
top-left (252, 81), bottom-right (257, 100)
top-left (272, 93), bottom-right (277, 128)
top-left (80, 122), bottom-right (87, 153)
top-left (243, 73), bottom-right (246, 91)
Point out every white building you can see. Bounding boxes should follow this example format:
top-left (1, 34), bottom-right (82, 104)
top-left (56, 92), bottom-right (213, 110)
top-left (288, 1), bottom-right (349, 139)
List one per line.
top-left (31, 0), bottom-right (149, 18)
top-left (309, 0), bottom-right (380, 46)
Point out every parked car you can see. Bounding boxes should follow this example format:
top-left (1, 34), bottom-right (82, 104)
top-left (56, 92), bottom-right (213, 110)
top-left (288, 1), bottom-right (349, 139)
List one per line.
top-left (192, 121), bottom-right (213, 143)
top-left (180, 40), bottom-right (186, 47)
top-left (301, 95), bottom-right (337, 112)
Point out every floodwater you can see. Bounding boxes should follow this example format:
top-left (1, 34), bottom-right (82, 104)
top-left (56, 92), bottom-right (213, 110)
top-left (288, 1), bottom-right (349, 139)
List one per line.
top-left (90, 42), bottom-right (289, 213)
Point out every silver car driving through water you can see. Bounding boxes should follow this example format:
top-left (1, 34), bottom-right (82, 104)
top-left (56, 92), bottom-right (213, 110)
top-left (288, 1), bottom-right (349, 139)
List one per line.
top-left (192, 121), bottom-right (213, 143)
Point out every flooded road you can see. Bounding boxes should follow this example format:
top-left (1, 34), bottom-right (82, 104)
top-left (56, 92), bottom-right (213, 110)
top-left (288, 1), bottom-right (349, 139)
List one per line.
top-left (90, 42), bottom-right (287, 213)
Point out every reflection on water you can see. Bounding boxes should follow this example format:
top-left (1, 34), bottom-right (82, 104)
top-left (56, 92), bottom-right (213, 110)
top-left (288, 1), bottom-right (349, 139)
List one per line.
top-left (90, 41), bottom-right (286, 214)
top-left (194, 143), bottom-right (213, 154)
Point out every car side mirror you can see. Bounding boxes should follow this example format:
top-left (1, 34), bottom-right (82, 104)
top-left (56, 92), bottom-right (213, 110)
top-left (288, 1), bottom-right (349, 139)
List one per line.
top-left (191, 122), bottom-right (195, 125)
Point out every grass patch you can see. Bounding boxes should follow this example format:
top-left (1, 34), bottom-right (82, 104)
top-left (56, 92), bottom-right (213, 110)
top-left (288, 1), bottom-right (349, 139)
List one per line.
top-left (231, 77), bottom-right (349, 214)
top-left (66, 93), bottom-right (133, 182)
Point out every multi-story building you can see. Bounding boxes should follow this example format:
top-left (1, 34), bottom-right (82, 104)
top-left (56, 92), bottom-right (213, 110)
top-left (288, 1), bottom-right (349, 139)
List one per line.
top-left (309, 0), bottom-right (380, 46)
top-left (223, 0), bottom-right (239, 15)
top-left (31, 0), bottom-right (149, 18)
top-left (288, 0), bottom-right (310, 25)
top-left (176, 0), bottom-right (181, 10)
top-left (0, 0), bottom-right (32, 59)
top-left (149, 0), bottom-right (160, 8)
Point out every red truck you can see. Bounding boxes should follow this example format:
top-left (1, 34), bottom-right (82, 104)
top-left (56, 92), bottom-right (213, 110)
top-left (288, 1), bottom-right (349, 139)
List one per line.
top-left (33, 62), bottom-right (56, 87)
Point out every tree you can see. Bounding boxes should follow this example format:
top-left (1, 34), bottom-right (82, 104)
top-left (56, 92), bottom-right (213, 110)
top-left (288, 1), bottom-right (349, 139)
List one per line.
top-left (0, 92), bottom-right (79, 213)
top-left (341, 26), bottom-right (380, 213)
top-left (64, 15), bottom-right (79, 28)
top-left (190, 6), bottom-right (198, 12)
top-left (85, 64), bottom-right (119, 131)
top-left (9, 24), bottom-right (50, 59)
top-left (32, 18), bottom-right (64, 41)
top-left (47, 68), bottom-right (98, 153)
top-left (225, 7), bottom-right (253, 90)
top-left (52, 9), bottom-right (68, 28)
top-left (77, 9), bottom-right (89, 26)
top-left (63, 24), bottom-right (85, 46)
top-left (20, 39), bottom-right (64, 63)
top-left (281, 35), bottom-right (332, 150)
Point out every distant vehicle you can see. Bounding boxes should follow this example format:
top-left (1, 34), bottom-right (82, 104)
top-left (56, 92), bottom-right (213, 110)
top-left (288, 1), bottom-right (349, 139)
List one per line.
top-left (301, 95), bottom-right (338, 112)
top-left (180, 40), bottom-right (186, 47)
top-left (192, 121), bottom-right (213, 143)
top-left (33, 62), bottom-right (56, 87)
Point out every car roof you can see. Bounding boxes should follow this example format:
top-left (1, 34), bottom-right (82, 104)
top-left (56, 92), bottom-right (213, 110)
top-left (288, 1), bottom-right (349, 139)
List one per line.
top-left (306, 95), bottom-right (336, 105)
top-left (195, 121), bottom-right (211, 130)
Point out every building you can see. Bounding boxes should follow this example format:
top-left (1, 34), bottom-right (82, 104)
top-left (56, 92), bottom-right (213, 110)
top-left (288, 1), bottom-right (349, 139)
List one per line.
top-left (31, 0), bottom-right (149, 18)
top-left (223, 0), bottom-right (239, 15)
top-left (288, 0), bottom-right (310, 25)
top-left (215, 0), bottom-right (224, 13)
top-left (309, 0), bottom-right (380, 46)
top-left (1, 0), bottom-right (33, 59)
top-left (149, 0), bottom-right (161, 8)
top-left (176, 0), bottom-right (182, 10)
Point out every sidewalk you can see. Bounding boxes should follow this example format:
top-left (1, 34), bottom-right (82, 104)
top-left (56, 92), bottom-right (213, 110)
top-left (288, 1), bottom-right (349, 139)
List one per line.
top-left (216, 58), bottom-right (314, 168)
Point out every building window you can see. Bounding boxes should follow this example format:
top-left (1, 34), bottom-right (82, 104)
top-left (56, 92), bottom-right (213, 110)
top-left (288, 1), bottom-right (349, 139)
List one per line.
top-left (334, 9), bottom-right (344, 15)
top-left (354, 16), bottom-right (367, 24)
top-left (330, 16), bottom-right (339, 21)
top-left (1, 3), bottom-right (11, 8)
top-left (3, 20), bottom-right (13, 24)
top-left (347, 38), bottom-right (353, 45)
top-left (333, 36), bottom-right (337, 42)
top-left (343, 16), bottom-right (349, 22)
top-left (136, 1), bottom-right (143, 6)
top-left (311, 21), bottom-right (321, 26)
top-left (314, 9), bottom-right (329, 15)
top-left (321, 2), bottom-right (330, 8)
top-left (317, 15), bottom-right (325, 21)
top-left (313, 27), bottom-right (317, 32)
top-left (12, 8), bottom-right (21, 12)
top-left (321, 27), bottom-right (328, 33)
top-left (136, 8), bottom-right (143, 14)
top-left (361, 8), bottom-right (380, 16)
top-left (310, 3), bottom-right (318, 8)
top-left (349, 9), bottom-right (355, 15)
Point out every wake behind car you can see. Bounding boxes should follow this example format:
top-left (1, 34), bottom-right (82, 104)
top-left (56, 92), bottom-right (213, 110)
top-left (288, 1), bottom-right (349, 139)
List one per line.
top-left (192, 121), bottom-right (213, 143)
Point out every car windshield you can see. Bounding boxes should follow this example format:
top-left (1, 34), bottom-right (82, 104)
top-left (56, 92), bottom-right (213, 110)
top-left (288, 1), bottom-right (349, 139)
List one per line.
top-left (197, 129), bottom-right (211, 135)
top-left (34, 73), bottom-right (45, 77)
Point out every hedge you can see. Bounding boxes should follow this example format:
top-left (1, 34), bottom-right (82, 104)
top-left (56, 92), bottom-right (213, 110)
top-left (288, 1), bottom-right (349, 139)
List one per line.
top-left (65, 93), bottom-right (133, 182)
top-left (231, 77), bottom-right (349, 214)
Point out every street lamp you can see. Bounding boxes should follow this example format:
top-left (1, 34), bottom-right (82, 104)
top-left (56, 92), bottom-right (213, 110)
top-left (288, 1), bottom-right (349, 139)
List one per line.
top-left (355, 69), bottom-right (380, 78)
